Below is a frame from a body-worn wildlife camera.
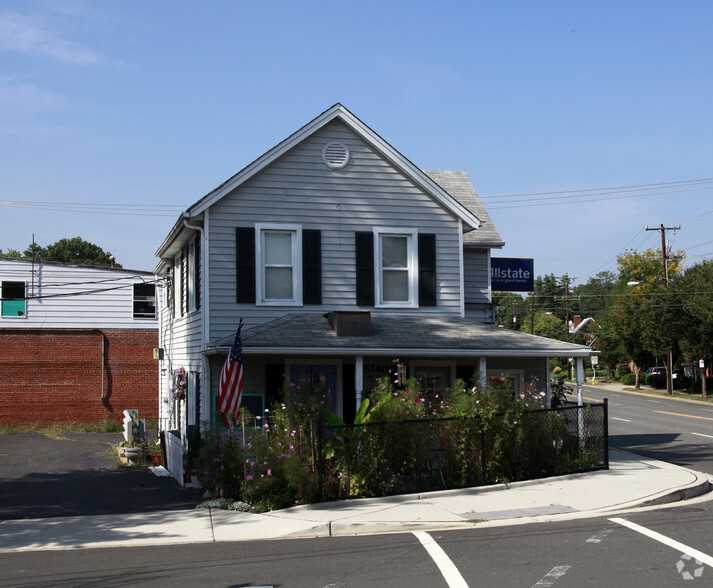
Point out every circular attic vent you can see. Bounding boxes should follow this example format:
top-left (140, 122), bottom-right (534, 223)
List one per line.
top-left (321, 142), bottom-right (350, 169)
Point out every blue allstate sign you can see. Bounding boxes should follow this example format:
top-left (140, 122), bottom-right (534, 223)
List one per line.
top-left (491, 258), bottom-right (534, 292)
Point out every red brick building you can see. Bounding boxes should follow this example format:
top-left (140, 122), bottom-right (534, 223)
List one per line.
top-left (0, 258), bottom-right (160, 426)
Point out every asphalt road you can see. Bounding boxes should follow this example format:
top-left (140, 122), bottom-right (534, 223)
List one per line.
top-left (0, 432), bottom-right (203, 520)
top-left (2, 505), bottom-right (711, 587)
top-left (576, 385), bottom-right (713, 476)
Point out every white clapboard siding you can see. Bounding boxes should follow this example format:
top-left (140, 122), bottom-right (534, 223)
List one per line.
top-left (206, 121), bottom-right (465, 341)
top-left (0, 259), bottom-right (160, 330)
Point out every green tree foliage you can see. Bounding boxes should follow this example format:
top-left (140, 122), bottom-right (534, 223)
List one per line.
top-left (616, 248), bottom-right (684, 286)
top-left (532, 311), bottom-right (566, 341)
top-left (492, 291), bottom-right (528, 330)
top-left (571, 271), bottom-right (617, 318)
top-left (0, 248), bottom-right (22, 258)
top-left (9, 237), bottom-right (122, 267)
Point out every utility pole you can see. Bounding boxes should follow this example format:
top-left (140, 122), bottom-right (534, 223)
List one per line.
top-left (645, 224), bottom-right (680, 395)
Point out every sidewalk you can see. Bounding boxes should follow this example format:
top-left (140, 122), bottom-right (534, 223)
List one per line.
top-left (1, 449), bottom-right (710, 552)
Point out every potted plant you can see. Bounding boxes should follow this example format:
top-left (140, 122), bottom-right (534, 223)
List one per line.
top-left (118, 439), bottom-right (147, 464)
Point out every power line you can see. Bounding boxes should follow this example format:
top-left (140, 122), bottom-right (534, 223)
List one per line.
top-left (481, 177), bottom-right (713, 199)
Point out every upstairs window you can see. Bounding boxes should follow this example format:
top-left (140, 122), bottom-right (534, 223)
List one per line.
top-left (256, 224), bottom-right (302, 306)
top-left (188, 239), bottom-right (200, 312)
top-left (375, 228), bottom-right (418, 308)
top-left (1, 281), bottom-right (26, 317)
top-left (133, 283), bottom-right (156, 318)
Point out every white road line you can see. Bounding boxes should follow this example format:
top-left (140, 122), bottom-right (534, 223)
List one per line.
top-left (413, 531), bottom-right (468, 588)
top-left (612, 417), bottom-right (631, 422)
top-left (609, 518), bottom-right (713, 568)
top-left (586, 528), bottom-right (613, 543)
top-left (532, 565), bottom-right (572, 586)
top-left (647, 399), bottom-right (661, 403)
top-left (691, 432), bottom-right (713, 439)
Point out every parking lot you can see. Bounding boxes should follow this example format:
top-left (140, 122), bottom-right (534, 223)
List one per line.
top-left (0, 432), bottom-right (203, 520)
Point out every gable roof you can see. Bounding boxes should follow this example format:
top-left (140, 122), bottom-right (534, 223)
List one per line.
top-left (189, 104), bottom-right (481, 227)
top-left (424, 170), bottom-right (504, 247)
top-left (209, 313), bottom-right (594, 358)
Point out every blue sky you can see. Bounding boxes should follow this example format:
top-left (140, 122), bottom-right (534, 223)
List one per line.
top-left (1, 0), bottom-right (712, 285)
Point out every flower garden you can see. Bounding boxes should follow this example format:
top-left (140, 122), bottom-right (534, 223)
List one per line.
top-left (189, 370), bottom-right (607, 513)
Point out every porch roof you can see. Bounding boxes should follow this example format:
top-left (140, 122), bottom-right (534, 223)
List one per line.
top-left (207, 313), bottom-right (595, 358)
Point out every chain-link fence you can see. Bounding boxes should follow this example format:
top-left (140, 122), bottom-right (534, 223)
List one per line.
top-left (317, 401), bottom-right (608, 501)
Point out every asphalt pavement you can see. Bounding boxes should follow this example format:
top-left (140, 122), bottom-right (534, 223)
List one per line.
top-left (0, 432), bottom-right (203, 520)
top-left (0, 383), bottom-right (711, 552)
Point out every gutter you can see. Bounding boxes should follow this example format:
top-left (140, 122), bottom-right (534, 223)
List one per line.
top-left (202, 346), bottom-right (596, 359)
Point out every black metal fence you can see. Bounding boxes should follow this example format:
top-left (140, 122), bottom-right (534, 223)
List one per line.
top-left (317, 400), bottom-right (608, 501)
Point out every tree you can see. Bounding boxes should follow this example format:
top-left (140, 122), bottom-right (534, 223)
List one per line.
top-left (532, 311), bottom-right (565, 340)
top-left (0, 248), bottom-right (22, 258)
top-left (669, 260), bottom-right (713, 398)
top-left (20, 237), bottom-right (121, 267)
top-left (571, 271), bottom-right (617, 318)
top-left (616, 248), bottom-right (684, 287)
top-left (492, 292), bottom-right (528, 330)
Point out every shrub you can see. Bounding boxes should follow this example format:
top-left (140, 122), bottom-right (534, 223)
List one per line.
top-left (645, 374), bottom-right (666, 389)
top-left (620, 373), bottom-right (637, 386)
top-left (192, 427), bottom-right (244, 500)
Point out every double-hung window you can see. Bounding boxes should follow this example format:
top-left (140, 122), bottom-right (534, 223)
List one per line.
top-left (375, 228), bottom-right (418, 308)
top-left (133, 283), bottom-right (156, 318)
top-left (1, 281), bottom-right (26, 317)
top-left (256, 223), bottom-right (302, 306)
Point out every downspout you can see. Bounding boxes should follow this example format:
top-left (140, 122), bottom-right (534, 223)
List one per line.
top-left (458, 219), bottom-right (465, 318)
top-left (182, 212), bottom-right (208, 350)
top-left (101, 331), bottom-right (106, 403)
top-left (182, 212), bottom-right (209, 430)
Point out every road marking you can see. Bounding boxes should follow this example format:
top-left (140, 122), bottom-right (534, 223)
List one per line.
top-left (691, 432), bottom-right (713, 439)
top-left (612, 417), bottom-right (631, 422)
top-left (586, 528), bottom-right (613, 543)
top-left (655, 410), bottom-right (713, 422)
top-left (532, 565), bottom-right (572, 586)
top-left (609, 518), bottom-right (713, 569)
top-left (565, 394), bottom-right (600, 403)
top-left (413, 532), bottom-right (468, 588)
top-left (647, 399), bottom-right (661, 403)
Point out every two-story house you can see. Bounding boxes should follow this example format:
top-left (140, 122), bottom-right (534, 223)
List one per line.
top-left (154, 104), bottom-right (594, 445)
top-left (0, 257), bottom-right (160, 425)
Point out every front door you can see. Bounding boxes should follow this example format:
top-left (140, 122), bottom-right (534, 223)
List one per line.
top-left (288, 364), bottom-right (340, 417)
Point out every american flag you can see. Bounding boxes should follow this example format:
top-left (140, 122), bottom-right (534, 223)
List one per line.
top-left (218, 325), bottom-right (244, 429)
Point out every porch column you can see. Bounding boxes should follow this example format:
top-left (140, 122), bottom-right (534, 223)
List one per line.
top-left (545, 357), bottom-right (552, 407)
top-left (576, 357), bottom-right (584, 406)
top-left (576, 357), bottom-right (585, 444)
top-left (478, 357), bottom-right (487, 389)
top-left (355, 356), bottom-right (364, 410)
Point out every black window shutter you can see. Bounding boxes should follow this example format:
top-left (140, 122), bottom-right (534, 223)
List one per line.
top-left (194, 237), bottom-right (201, 310)
top-left (355, 232), bottom-right (374, 306)
top-left (302, 229), bottom-right (322, 305)
top-left (418, 233), bottom-right (437, 307)
top-left (236, 227), bottom-right (256, 303)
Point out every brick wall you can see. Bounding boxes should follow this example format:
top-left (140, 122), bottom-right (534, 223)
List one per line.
top-left (0, 329), bottom-right (159, 426)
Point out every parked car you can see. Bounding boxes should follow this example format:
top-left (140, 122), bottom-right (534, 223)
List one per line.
top-left (644, 366), bottom-right (666, 376)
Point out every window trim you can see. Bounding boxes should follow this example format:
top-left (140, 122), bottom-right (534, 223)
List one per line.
top-left (132, 282), bottom-right (156, 319)
top-left (188, 240), bottom-right (197, 313)
top-left (374, 227), bottom-right (418, 308)
top-left (255, 223), bottom-right (303, 306)
top-left (1, 281), bottom-right (27, 318)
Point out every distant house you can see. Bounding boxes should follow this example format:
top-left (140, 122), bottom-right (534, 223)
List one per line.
top-left (0, 258), bottom-right (160, 425)
top-left (154, 104), bottom-right (594, 449)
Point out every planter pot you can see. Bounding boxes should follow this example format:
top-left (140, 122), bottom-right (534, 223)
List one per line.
top-left (124, 447), bottom-right (145, 464)
top-left (148, 453), bottom-right (163, 466)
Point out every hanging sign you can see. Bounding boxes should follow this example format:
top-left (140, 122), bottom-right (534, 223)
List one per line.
top-left (491, 258), bottom-right (534, 292)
